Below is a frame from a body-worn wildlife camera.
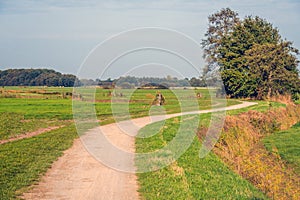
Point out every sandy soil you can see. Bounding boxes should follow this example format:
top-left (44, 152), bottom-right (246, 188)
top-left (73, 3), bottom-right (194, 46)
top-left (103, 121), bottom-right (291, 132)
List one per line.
top-left (22, 101), bottom-right (256, 200)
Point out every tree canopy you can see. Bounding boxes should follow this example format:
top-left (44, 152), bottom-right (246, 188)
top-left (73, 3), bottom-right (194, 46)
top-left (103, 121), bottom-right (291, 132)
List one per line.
top-left (0, 68), bottom-right (78, 87)
top-left (202, 8), bottom-right (300, 100)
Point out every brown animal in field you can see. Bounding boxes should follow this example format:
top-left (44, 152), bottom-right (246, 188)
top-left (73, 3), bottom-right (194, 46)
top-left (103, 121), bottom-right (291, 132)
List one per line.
top-left (153, 92), bottom-right (165, 106)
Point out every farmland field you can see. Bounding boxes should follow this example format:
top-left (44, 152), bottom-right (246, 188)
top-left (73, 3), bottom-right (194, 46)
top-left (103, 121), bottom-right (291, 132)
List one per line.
top-left (0, 86), bottom-right (241, 199)
top-left (1, 86), bottom-right (294, 200)
top-left (0, 86), bottom-right (240, 123)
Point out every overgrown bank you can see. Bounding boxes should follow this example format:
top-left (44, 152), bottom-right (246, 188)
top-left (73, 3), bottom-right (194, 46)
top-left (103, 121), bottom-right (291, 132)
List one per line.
top-left (204, 104), bottom-right (300, 199)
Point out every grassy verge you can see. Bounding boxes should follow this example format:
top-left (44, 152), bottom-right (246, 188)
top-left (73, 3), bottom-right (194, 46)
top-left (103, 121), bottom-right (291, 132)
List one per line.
top-left (136, 114), bottom-right (267, 199)
top-left (226, 100), bottom-right (285, 115)
top-left (263, 122), bottom-right (300, 174)
top-left (0, 125), bottom-right (77, 200)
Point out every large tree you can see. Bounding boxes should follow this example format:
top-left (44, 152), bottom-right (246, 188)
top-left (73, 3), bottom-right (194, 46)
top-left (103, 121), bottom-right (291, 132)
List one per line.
top-left (202, 9), bottom-right (300, 99)
top-left (245, 42), bottom-right (299, 99)
top-left (201, 8), bottom-right (239, 75)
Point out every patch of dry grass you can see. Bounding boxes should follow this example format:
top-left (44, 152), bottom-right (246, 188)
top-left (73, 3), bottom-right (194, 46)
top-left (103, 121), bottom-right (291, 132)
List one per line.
top-left (199, 105), bottom-right (300, 199)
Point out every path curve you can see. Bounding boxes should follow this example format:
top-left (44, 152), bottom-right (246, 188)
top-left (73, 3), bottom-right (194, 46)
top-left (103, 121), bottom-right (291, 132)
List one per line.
top-left (22, 101), bottom-right (257, 200)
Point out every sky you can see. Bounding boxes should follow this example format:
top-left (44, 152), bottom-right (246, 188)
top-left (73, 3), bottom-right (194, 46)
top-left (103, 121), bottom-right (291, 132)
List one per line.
top-left (0, 0), bottom-right (299, 79)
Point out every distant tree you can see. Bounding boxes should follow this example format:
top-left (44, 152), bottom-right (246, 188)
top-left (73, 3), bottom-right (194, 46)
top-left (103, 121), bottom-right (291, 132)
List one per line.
top-left (79, 79), bottom-right (98, 86)
top-left (0, 68), bottom-right (78, 87)
top-left (119, 82), bottom-right (134, 89)
top-left (189, 77), bottom-right (206, 87)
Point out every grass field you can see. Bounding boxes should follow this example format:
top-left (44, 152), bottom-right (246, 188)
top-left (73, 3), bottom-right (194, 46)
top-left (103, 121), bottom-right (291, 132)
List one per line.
top-left (0, 86), bottom-right (288, 199)
top-left (0, 87), bottom-right (240, 123)
top-left (0, 112), bottom-right (66, 140)
top-left (0, 86), bottom-right (242, 199)
top-left (263, 122), bottom-right (300, 174)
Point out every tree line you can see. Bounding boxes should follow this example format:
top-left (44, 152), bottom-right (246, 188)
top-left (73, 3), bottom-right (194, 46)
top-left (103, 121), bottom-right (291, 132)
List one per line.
top-left (0, 69), bottom-right (78, 87)
top-left (81, 76), bottom-right (207, 88)
top-left (0, 68), bottom-right (208, 88)
top-left (202, 8), bottom-right (300, 100)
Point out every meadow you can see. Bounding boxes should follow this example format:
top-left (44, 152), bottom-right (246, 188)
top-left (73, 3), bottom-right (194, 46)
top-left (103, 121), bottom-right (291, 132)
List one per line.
top-left (1, 86), bottom-right (298, 199)
top-left (0, 86), bottom-right (240, 199)
top-left (0, 86), bottom-right (240, 124)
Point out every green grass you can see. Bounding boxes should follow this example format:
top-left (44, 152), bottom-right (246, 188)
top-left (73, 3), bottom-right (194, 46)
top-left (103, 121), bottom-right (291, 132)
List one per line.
top-left (0, 125), bottom-right (77, 200)
top-left (263, 122), bottom-right (300, 174)
top-left (0, 112), bottom-right (65, 140)
top-left (226, 100), bottom-right (286, 115)
top-left (0, 87), bottom-right (247, 199)
top-left (0, 87), bottom-right (241, 123)
top-left (0, 98), bottom-right (73, 120)
top-left (136, 114), bottom-right (268, 199)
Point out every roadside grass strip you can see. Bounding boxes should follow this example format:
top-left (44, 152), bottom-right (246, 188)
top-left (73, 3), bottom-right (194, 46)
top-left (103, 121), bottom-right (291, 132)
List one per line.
top-left (136, 114), bottom-right (267, 199)
top-left (0, 125), bottom-right (77, 200)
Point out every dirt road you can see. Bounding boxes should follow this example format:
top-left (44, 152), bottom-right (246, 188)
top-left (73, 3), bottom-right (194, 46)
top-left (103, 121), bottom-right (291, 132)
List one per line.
top-left (22, 101), bottom-right (256, 200)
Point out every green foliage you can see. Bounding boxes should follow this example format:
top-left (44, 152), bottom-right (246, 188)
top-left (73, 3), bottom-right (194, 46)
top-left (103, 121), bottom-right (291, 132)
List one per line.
top-left (118, 82), bottom-right (135, 89)
top-left (0, 69), bottom-right (78, 87)
top-left (135, 101), bottom-right (289, 199)
top-left (245, 42), bottom-right (300, 99)
top-left (113, 75), bottom-right (210, 88)
top-left (202, 9), bottom-right (300, 100)
top-left (263, 122), bottom-right (300, 174)
top-left (201, 7), bottom-right (240, 75)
